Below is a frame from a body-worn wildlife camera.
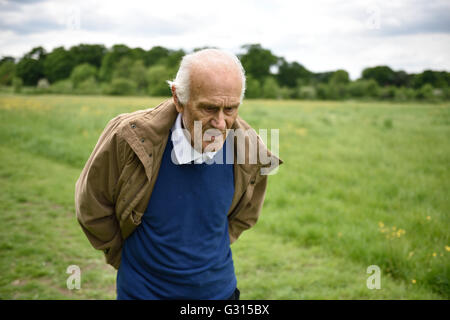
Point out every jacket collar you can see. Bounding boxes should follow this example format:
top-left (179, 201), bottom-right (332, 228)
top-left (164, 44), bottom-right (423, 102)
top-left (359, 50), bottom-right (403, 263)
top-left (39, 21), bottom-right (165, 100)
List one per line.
top-left (170, 112), bottom-right (219, 165)
top-left (123, 98), bottom-right (282, 180)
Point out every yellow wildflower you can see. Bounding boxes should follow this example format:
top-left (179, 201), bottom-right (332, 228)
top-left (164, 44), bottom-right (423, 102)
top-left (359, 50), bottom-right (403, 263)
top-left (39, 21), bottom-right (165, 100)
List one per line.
top-left (411, 279), bottom-right (416, 284)
top-left (378, 222), bottom-right (384, 228)
top-left (426, 216), bottom-right (431, 221)
top-left (445, 245), bottom-right (450, 252)
top-left (432, 252), bottom-right (437, 257)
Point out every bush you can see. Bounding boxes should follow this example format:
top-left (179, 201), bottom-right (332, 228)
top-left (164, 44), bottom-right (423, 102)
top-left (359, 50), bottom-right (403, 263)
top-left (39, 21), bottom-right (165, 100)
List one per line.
top-left (378, 86), bottom-right (396, 100)
top-left (347, 79), bottom-right (379, 99)
top-left (415, 84), bottom-right (434, 101)
top-left (442, 87), bottom-right (450, 100)
top-left (105, 78), bottom-right (137, 95)
top-left (394, 87), bottom-right (415, 102)
top-left (75, 77), bottom-right (101, 95)
top-left (0, 60), bottom-right (15, 86)
top-left (279, 86), bottom-right (296, 99)
top-left (49, 79), bottom-right (73, 94)
top-left (298, 86), bottom-right (317, 99)
top-left (70, 63), bottom-right (98, 88)
top-left (130, 60), bottom-right (148, 92)
top-left (327, 84), bottom-right (348, 100)
top-left (147, 65), bottom-right (173, 96)
top-left (245, 75), bottom-right (262, 98)
top-left (316, 83), bottom-right (330, 100)
top-left (262, 77), bottom-right (280, 99)
top-left (12, 77), bottom-right (23, 93)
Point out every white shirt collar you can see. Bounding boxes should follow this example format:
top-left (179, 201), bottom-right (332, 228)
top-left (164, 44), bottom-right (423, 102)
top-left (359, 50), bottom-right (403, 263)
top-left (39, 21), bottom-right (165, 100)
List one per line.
top-left (170, 113), bottom-right (218, 165)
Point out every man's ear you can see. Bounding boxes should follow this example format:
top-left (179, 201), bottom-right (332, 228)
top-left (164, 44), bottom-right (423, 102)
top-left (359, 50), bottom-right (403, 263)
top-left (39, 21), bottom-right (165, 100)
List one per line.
top-left (171, 85), bottom-right (184, 113)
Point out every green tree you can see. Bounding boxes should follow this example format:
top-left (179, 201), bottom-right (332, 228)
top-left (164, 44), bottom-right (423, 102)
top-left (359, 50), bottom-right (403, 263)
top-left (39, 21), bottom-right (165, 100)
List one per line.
top-left (326, 70), bottom-right (350, 100)
top-left (49, 79), bottom-right (73, 94)
top-left (244, 75), bottom-right (262, 98)
top-left (106, 78), bottom-right (137, 95)
top-left (347, 79), bottom-right (379, 98)
top-left (316, 83), bottom-right (330, 99)
top-left (12, 77), bottom-right (23, 93)
top-left (163, 49), bottom-right (185, 71)
top-left (76, 77), bottom-right (100, 95)
top-left (415, 83), bottom-right (435, 100)
top-left (378, 86), bottom-right (396, 100)
top-left (69, 44), bottom-right (106, 68)
top-left (413, 70), bottom-right (450, 89)
top-left (99, 44), bottom-right (131, 82)
top-left (15, 46), bottom-right (46, 86)
top-left (0, 59), bottom-right (15, 85)
top-left (361, 66), bottom-right (396, 87)
top-left (70, 63), bottom-right (97, 88)
top-left (147, 65), bottom-right (172, 96)
top-left (313, 71), bottom-right (334, 84)
top-left (329, 69), bottom-right (350, 85)
top-left (239, 44), bottom-right (278, 83)
top-left (393, 70), bottom-right (412, 87)
top-left (394, 86), bottom-right (415, 101)
top-left (130, 60), bottom-right (148, 91)
top-left (144, 46), bottom-right (170, 67)
top-left (262, 77), bottom-right (280, 99)
top-left (129, 47), bottom-right (146, 63)
top-left (43, 47), bottom-right (75, 83)
top-left (277, 58), bottom-right (312, 88)
top-left (112, 56), bottom-right (133, 79)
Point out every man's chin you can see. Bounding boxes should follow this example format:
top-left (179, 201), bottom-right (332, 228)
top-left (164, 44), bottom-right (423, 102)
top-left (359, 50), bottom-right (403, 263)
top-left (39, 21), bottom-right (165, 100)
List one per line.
top-left (202, 140), bottom-right (225, 153)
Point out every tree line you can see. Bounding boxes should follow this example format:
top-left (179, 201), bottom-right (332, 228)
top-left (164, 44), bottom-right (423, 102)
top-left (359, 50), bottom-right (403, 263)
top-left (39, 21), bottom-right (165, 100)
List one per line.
top-left (0, 43), bottom-right (449, 101)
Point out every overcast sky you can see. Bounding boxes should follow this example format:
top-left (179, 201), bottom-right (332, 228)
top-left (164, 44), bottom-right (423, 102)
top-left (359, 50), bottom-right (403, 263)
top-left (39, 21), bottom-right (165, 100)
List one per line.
top-left (0, 0), bottom-right (449, 79)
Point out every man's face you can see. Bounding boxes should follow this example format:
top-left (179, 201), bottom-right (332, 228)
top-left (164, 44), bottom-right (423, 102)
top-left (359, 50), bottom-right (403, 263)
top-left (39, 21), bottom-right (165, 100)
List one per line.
top-left (175, 65), bottom-right (242, 153)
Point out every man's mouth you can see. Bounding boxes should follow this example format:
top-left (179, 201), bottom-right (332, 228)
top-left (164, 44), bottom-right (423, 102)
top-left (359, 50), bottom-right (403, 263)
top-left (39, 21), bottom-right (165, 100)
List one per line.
top-left (203, 131), bottom-right (226, 141)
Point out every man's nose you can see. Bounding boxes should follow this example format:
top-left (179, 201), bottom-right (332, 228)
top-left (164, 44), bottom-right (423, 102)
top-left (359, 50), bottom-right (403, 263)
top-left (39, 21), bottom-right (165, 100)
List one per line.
top-left (211, 111), bottom-right (226, 131)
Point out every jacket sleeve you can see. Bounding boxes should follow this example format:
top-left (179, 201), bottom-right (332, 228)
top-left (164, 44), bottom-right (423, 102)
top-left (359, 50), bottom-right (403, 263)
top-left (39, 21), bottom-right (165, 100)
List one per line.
top-left (228, 174), bottom-right (268, 244)
top-left (74, 116), bottom-right (127, 269)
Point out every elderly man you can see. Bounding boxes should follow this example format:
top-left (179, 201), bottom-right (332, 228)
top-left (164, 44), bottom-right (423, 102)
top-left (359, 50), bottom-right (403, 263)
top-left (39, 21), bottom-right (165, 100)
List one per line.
top-left (75, 49), bottom-right (282, 300)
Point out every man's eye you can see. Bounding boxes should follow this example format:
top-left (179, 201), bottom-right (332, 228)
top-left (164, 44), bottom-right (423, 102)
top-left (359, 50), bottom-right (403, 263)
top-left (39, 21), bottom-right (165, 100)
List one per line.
top-left (224, 107), bottom-right (233, 113)
top-left (206, 106), bottom-right (216, 112)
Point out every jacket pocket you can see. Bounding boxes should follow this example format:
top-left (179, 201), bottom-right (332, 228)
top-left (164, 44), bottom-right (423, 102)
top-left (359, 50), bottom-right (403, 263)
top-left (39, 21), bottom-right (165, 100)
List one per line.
top-left (120, 208), bottom-right (144, 240)
top-left (228, 175), bottom-right (257, 220)
top-left (130, 209), bottom-right (144, 225)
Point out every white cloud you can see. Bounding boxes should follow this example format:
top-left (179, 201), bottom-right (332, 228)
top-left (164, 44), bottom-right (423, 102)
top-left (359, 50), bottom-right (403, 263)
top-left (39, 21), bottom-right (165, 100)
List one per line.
top-left (0, 0), bottom-right (449, 79)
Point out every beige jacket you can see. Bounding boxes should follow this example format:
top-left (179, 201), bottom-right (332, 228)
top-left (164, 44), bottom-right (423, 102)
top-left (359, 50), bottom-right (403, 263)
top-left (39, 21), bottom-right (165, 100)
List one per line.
top-left (74, 99), bottom-right (282, 269)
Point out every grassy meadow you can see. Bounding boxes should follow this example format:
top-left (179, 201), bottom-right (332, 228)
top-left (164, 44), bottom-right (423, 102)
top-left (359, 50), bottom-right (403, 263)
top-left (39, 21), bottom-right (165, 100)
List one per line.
top-left (0, 94), bottom-right (448, 299)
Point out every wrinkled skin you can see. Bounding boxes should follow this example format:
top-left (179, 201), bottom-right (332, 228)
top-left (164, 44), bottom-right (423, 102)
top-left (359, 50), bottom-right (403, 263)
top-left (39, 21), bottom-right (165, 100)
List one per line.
top-left (171, 54), bottom-right (243, 153)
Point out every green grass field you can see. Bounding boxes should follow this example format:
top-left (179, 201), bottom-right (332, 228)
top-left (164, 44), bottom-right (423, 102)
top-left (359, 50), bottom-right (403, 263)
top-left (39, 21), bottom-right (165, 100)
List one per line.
top-left (0, 94), bottom-right (448, 299)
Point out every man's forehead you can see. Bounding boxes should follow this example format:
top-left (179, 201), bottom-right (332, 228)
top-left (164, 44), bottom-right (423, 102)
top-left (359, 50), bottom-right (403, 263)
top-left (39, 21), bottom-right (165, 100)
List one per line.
top-left (197, 97), bottom-right (241, 107)
top-left (192, 64), bottom-right (240, 82)
top-left (190, 68), bottom-right (242, 94)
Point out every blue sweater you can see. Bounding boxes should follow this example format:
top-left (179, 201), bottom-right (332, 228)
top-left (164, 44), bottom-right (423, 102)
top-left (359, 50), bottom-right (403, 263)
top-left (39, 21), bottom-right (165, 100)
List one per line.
top-left (116, 134), bottom-right (236, 300)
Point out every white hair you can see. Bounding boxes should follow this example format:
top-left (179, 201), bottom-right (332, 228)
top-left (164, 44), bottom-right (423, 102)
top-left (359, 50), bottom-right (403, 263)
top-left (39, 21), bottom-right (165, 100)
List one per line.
top-left (167, 49), bottom-right (246, 105)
